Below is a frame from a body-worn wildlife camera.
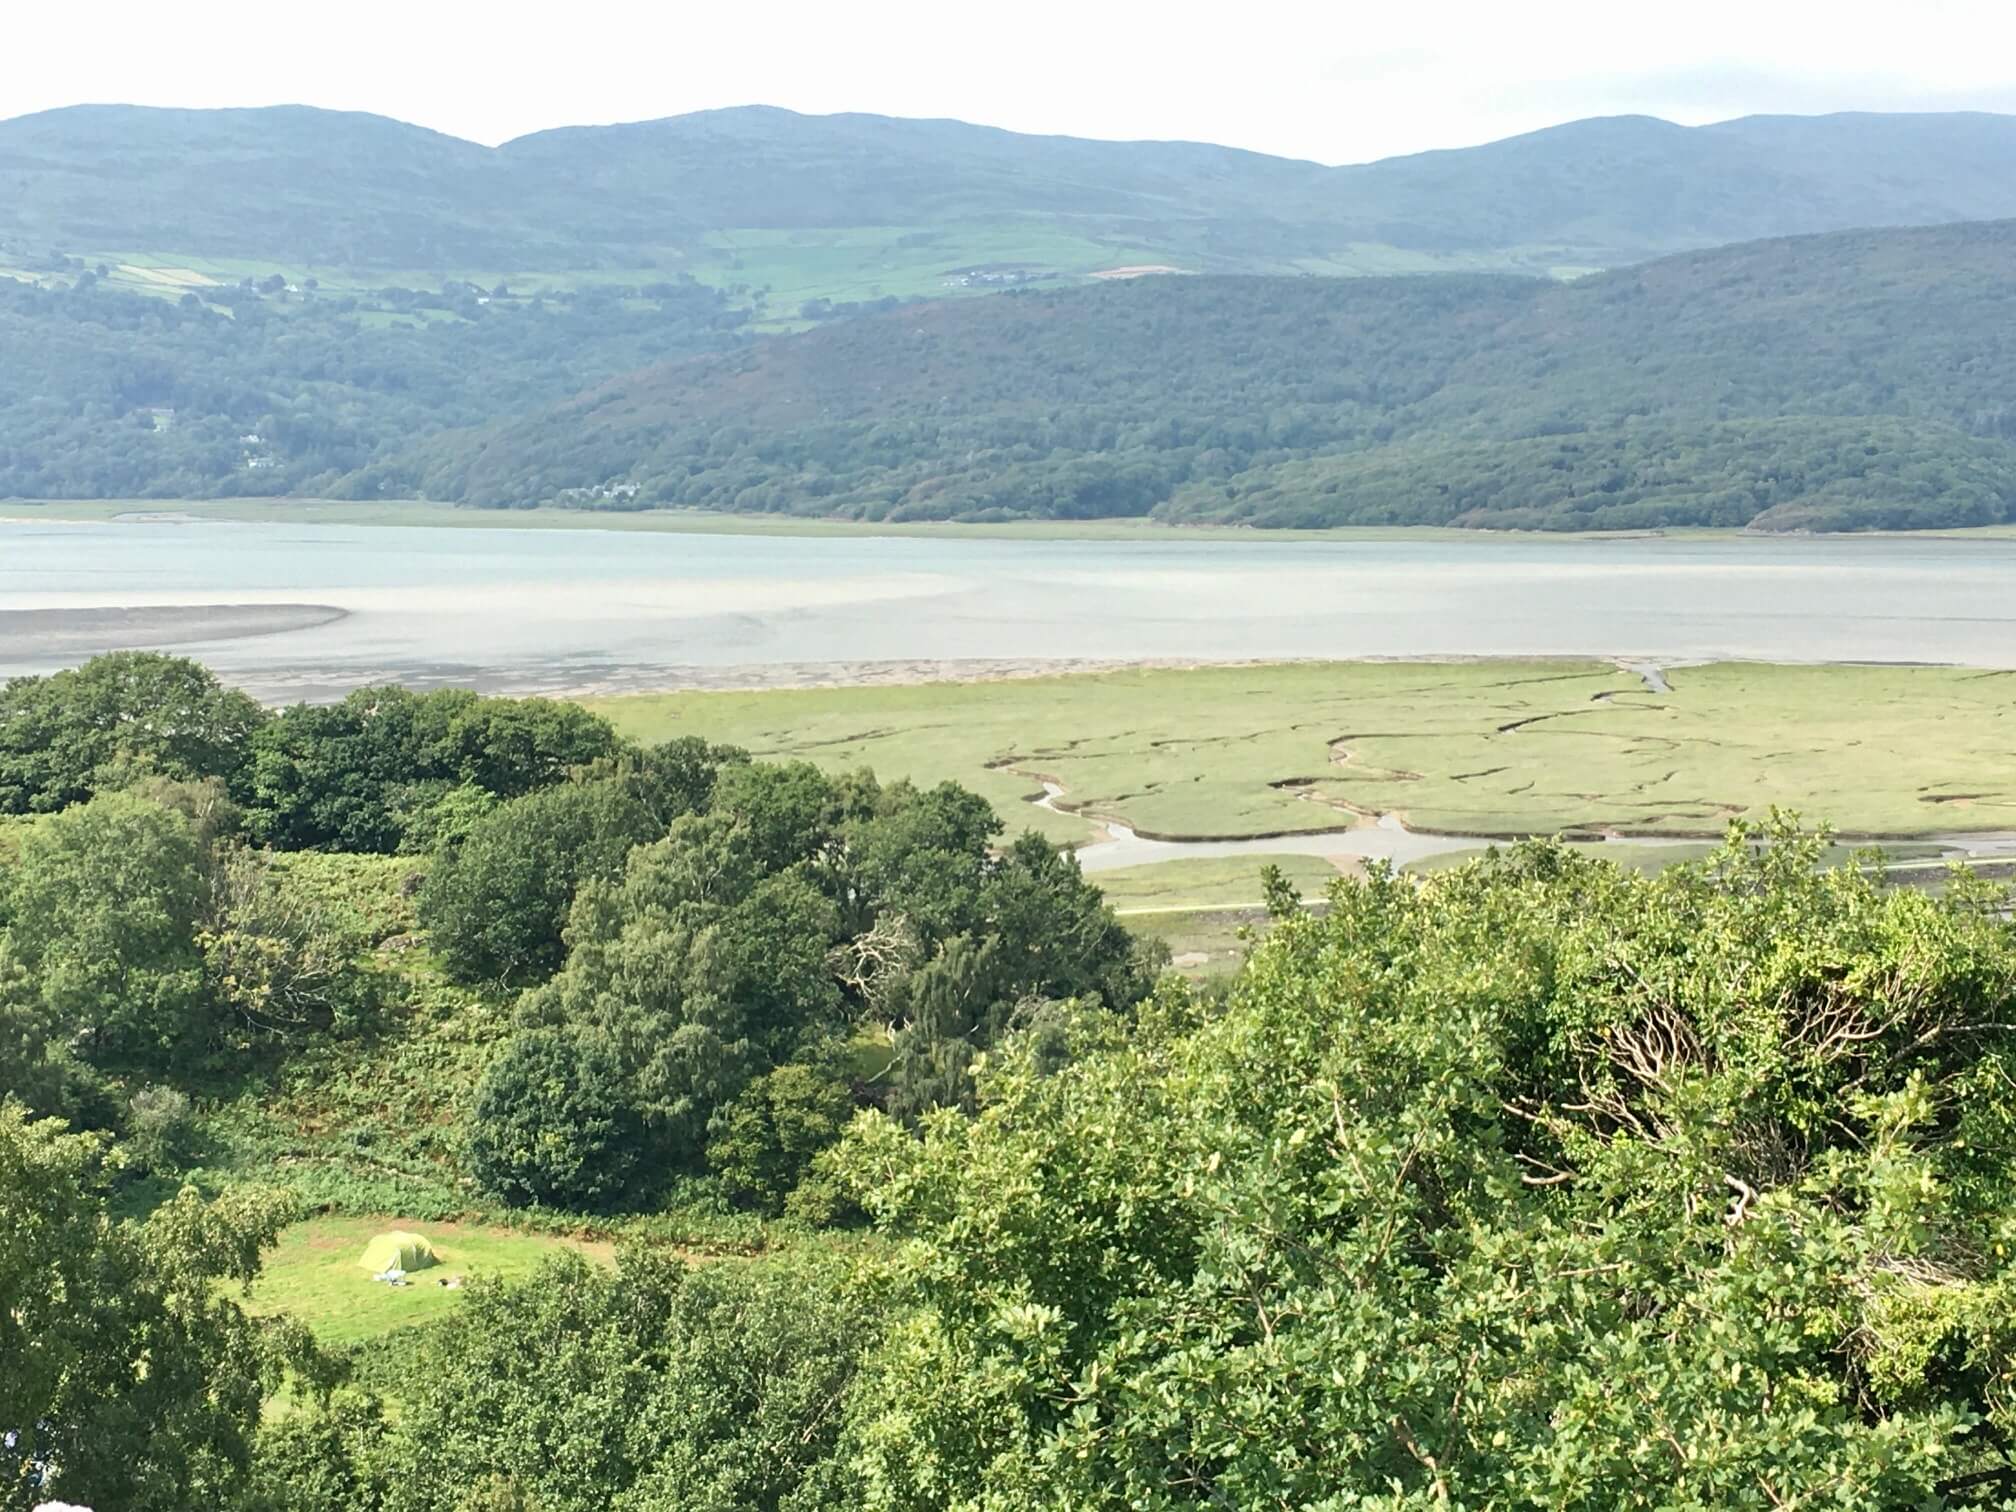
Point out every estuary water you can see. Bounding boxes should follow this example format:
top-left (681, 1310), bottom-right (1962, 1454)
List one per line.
top-left (2, 517), bottom-right (2015, 700)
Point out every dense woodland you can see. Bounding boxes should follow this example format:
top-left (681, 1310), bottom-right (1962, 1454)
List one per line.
top-left (5, 652), bottom-right (2016, 1507)
top-left (0, 273), bottom-right (743, 498)
top-left (419, 221), bottom-right (2016, 531)
top-left (8, 219), bottom-right (2015, 530)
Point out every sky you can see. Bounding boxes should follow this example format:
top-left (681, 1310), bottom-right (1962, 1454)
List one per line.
top-left (5, 0), bottom-right (2014, 163)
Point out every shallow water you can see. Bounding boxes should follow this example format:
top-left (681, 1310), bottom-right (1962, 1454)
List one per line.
top-left (3, 518), bottom-right (2015, 700)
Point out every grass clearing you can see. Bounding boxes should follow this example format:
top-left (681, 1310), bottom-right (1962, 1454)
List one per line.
top-left (586, 660), bottom-right (2016, 844)
top-left (1098, 854), bottom-right (1350, 912)
top-left (240, 1214), bottom-right (615, 1347)
top-left (1126, 905), bottom-right (1306, 978)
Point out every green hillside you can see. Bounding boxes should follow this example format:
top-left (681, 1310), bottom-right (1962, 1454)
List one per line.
top-left (0, 271), bottom-right (745, 498)
top-left (6, 104), bottom-right (2016, 303)
top-left (405, 220), bottom-right (2016, 532)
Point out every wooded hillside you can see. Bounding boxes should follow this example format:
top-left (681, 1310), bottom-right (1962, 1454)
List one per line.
top-left (411, 220), bottom-right (2016, 532)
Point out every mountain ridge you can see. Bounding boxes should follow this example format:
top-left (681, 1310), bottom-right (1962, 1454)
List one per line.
top-left (6, 102), bottom-right (2016, 284)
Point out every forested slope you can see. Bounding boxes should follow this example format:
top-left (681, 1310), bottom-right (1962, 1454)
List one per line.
top-left (410, 220), bottom-right (2016, 531)
top-left (0, 273), bottom-right (744, 498)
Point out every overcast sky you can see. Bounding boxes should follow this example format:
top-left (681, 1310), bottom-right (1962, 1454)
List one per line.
top-left (6, 0), bottom-right (2014, 163)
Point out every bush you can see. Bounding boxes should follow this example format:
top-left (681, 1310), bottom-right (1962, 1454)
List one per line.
top-left (418, 779), bottom-right (662, 988)
top-left (467, 1027), bottom-right (640, 1210)
top-left (706, 1060), bottom-right (858, 1219)
top-left (126, 1083), bottom-right (195, 1172)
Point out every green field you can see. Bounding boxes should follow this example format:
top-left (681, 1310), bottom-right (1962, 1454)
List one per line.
top-left (240, 1214), bottom-right (615, 1347)
top-left (1095, 854), bottom-right (1349, 912)
top-left (20, 217), bottom-right (1498, 324)
top-left (586, 660), bottom-right (2016, 843)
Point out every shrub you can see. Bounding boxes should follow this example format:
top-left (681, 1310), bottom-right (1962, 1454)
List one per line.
top-left (418, 779), bottom-right (661, 988)
top-left (467, 1027), bottom-right (640, 1210)
top-left (126, 1083), bottom-right (195, 1172)
top-left (706, 1060), bottom-right (858, 1219)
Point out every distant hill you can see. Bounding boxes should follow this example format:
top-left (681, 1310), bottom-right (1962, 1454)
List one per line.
top-left (400, 220), bottom-right (2016, 533)
top-left (4, 104), bottom-right (2016, 300)
top-left (0, 270), bottom-right (745, 499)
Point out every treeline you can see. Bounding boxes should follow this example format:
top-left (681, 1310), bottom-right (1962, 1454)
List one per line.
top-left (11, 798), bottom-right (2016, 1506)
top-left (409, 220), bottom-right (2016, 532)
top-left (0, 273), bottom-right (743, 499)
top-left (0, 654), bottom-right (1154, 1210)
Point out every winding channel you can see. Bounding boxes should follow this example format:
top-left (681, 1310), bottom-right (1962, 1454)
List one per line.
top-left (1028, 657), bottom-right (2016, 876)
top-left (1032, 786), bottom-right (2016, 879)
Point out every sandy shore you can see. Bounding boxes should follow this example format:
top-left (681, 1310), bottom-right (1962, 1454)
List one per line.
top-left (0, 603), bottom-right (348, 659)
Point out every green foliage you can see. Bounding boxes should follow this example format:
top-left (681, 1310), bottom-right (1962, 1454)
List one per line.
top-left (201, 962), bottom-right (508, 1220)
top-left (262, 1249), bottom-right (873, 1512)
top-left (707, 1059), bottom-right (860, 1219)
top-left (0, 939), bottom-right (104, 1128)
top-left (830, 825), bottom-right (2016, 1507)
top-left (254, 850), bottom-right (426, 946)
top-left (418, 778), bottom-right (665, 987)
top-left (422, 222), bottom-right (2016, 532)
top-left (0, 1103), bottom-right (306, 1512)
top-left (246, 685), bottom-right (622, 853)
top-left (3, 790), bottom-right (209, 1063)
top-left (467, 1026), bottom-right (642, 1210)
top-left (124, 1083), bottom-right (195, 1173)
top-left (518, 832), bottom-right (847, 1173)
top-left (0, 267), bottom-right (741, 499)
top-left (416, 743), bottom-right (744, 988)
top-left (490, 766), bottom-right (1151, 1209)
top-left (199, 842), bottom-right (388, 1038)
top-left (0, 652), bottom-right (266, 814)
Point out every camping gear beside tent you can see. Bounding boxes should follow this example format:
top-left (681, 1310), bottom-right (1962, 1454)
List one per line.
top-left (357, 1230), bottom-right (438, 1274)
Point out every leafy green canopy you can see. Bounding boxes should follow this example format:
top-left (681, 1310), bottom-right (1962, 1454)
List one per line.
top-left (0, 652), bottom-right (264, 815)
top-left (245, 685), bottom-right (623, 853)
top-left (417, 749), bottom-right (736, 988)
top-left (834, 828), bottom-right (2016, 1508)
top-left (0, 656), bottom-right (643, 858)
top-left (1, 783), bottom-right (391, 1133)
top-left (0, 1104), bottom-right (307, 1512)
top-left (3, 790), bottom-right (210, 1065)
top-left (256, 1249), bottom-right (874, 1512)
top-left (475, 764), bottom-right (1158, 1209)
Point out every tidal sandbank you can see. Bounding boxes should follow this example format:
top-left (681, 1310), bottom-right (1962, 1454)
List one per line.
top-left (0, 603), bottom-right (348, 660)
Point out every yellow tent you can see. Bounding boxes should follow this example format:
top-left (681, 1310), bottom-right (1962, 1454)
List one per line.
top-left (358, 1230), bottom-right (438, 1274)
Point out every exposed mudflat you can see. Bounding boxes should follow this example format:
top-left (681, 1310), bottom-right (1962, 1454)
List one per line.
top-left (6, 518), bottom-right (2016, 700)
top-left (0, 602), bottom-right (347, 659)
